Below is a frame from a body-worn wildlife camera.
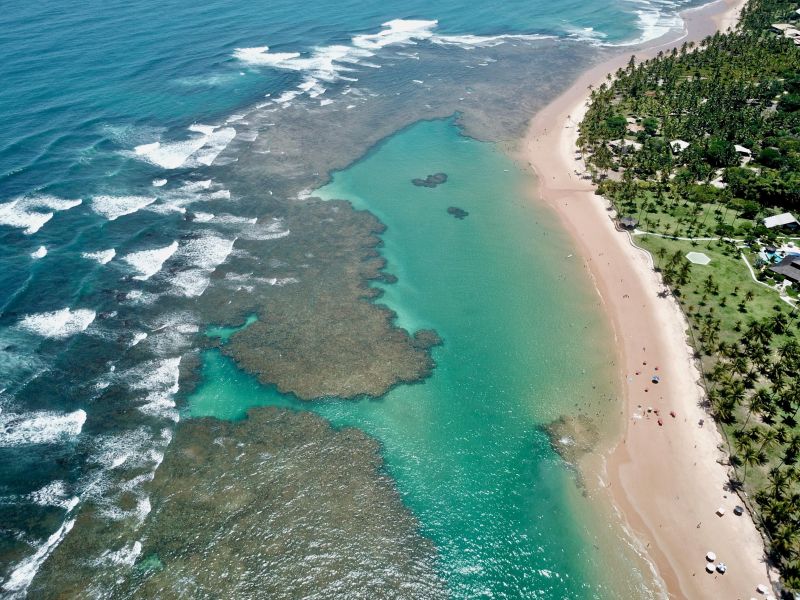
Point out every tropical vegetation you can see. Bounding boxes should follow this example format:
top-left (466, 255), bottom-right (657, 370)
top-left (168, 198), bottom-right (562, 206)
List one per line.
top-left (579, 0), bottom-right (800, 591)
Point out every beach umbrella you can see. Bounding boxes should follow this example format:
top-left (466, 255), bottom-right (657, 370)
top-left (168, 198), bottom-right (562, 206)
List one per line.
top-left (756, 583), bottom-right (768, 594)
top-left (705, 564), bottom-right (715, 573)
top-left (716, 563), bottom-right (727, 574)
top-left (706, 551), bottom-right (716, 562)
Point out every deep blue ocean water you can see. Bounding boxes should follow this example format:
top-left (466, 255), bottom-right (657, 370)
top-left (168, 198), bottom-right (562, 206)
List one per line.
top-left (0, 0), bottom-right (698, 596)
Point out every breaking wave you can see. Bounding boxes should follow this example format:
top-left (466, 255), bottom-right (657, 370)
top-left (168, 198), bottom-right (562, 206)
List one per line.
top-left (0, 409), bottom-right (87, 447)
top-left (18, 308), bottom-right (97, 339)
top-left (0, 196), bottom-right (82, 235)
top-left (133, 124), bottom-right (236, 169)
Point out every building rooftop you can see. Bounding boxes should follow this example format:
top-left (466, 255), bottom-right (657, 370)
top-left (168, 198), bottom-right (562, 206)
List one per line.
top-left (764, 213), bottom-right (799, 228)
top-left (670, 139), bottom-right (690, 151)
top-left (770, 256), bottom-right (800, 282)
top-left (608, 139), bottom-right (643, 151)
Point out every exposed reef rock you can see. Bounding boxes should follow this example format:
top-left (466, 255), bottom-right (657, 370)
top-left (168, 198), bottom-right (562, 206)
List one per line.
top-left (29, 408), bottom-right (446, 599)
top-left (196, 199), bottom-right (438, 400)
top-left (412, 172), bottom-right (448, 188)
top-left (447, 206), bottom-right (469, 220)
top-left (545, 414), bottom-right (600, 467)
top-left (411, 329), bottom-right (442, 350)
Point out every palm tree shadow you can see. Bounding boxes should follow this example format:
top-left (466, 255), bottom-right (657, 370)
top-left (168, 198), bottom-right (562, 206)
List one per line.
top-left (724, 477), bottom-right (744, 493)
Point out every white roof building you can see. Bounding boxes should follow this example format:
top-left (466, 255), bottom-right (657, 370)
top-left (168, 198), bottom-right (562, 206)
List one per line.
top-left (734, 144), bottom-right (751, 155)
top-left (764, 213), bottom-right (799, 229)
top-left (608, 139), bottom-right (643, 152)
top-left (670, 139), bottom-right (690, 152)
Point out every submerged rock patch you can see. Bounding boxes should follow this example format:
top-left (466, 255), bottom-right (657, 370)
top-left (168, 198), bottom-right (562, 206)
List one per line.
top-left (447, 206), bottom-right (469, 220)
top-left (197, 199), bottom-right (439, 401)
top-left (29, 408), bottom-right (446, 599)
top-left (545, 414), bottom-right (600, 467)
top-left (412, 173), bottom-right (448, 188)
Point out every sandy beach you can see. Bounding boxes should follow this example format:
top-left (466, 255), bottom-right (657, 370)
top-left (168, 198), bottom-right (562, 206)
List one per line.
top-left (522, 0), bottom-right (777, 597)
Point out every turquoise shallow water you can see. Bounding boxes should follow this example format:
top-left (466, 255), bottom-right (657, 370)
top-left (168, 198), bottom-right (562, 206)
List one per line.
top-left (188, 119), bottom-right (645, 597)
top-left (0, 0), bottom-right (701, 593)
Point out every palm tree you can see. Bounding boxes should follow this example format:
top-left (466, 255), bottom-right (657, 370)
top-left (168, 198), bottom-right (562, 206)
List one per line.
top-left (738, 440), bottom-right (766, 485)
top-left (739, 388), bottom-right (772, 431)
top-left (767, 466), bottom-right (790, 499)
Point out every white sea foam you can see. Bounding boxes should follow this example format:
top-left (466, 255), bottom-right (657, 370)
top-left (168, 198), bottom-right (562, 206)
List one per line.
top-left (30, 246), bottom-right (47, 259)
top-left (352, 19), bottom-right (438, 49)
top-left (193, 126), bottom-right (237, 166)
top-left (210, 214), bottom-right (257, 225)
top-left (152, 178), bottom-right (168, 187)
top-left (91, 195), bottom-right (156, 221)
top-left (130, 332), bottom-right (148, 347)
top-left (240, 217), bottom-right (290, 241)
top-left (615, 7), bottom-right (683, 46)
top-left (125, 357), bottom-right (182, 422)
top-left (92, 427), bottom-right (156, 471)
top-left (169, 234), bottom-right (236, 297)
top-left (128, 357), bottom-right (181, 395)
top-left (81, 248), bottom-right (116, 264)
top-left (98, 541), bottom-right (143, 566)
top-left (234, 45), bottom-right (371, 82)
top-left (0, 196), bottom-right (81, 235)
top-left (18, 308), bottom-right (96, 339)
top-left (0, 409), bottom-right (87, 447)
top-left (29, 481), bottom-right (78, 511)
top-left (2, 517), bottom-right (76, 595)
top-left (134, 124), bottom-right (236, 169)
top-left (236, 130), bottom-right (259, 142)
top-left (121, 241), bottom-right (179, 280)
top-left (224, 272), bottom-right (298, 288)
top-left (148, 180), bottom-right (231, 215)
top-left (235, 18), bottom-right (555, 107)
top-left (121, 289), bottom-right (160, 305)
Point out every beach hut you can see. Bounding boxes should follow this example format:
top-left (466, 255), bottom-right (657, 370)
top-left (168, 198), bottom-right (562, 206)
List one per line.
top-left (716, 507), bottom-right (726, 516)
top-left (705, 563), bottom-right (715, 573)
top-left (716, 563), bottom-right (727, 574)
top-left (619, 216), bottom-right (638, 230)
top-left (756, 583), bottom-right (769, 594)
top-left (706, 551), bottom-right (716, 562)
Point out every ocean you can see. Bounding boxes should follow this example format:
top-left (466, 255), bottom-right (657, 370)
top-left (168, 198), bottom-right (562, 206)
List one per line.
top-left (0, 0), bottom-right (696, 597)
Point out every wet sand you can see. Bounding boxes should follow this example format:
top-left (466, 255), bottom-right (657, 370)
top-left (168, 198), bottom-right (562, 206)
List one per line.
top-left (521, 0), bottom-right (777, 596)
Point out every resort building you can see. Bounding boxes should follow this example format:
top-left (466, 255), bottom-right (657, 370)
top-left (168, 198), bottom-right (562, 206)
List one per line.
top-left (763, 212), bottom-right (799, 230)
top-left (608, 139), bottom-right (643, 153)
top-left (618, 216), bottom-right (638, 230)
top-left (770, 256), bottom-right (800, 284)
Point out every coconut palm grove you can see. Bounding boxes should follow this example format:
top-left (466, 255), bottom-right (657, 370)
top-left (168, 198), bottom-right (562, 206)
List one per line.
top-left (579, 0), bottom-right (800, 589)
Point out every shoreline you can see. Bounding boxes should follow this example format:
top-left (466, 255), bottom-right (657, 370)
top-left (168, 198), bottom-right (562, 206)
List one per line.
top-left (521, 0), bottom-right (777, 597)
